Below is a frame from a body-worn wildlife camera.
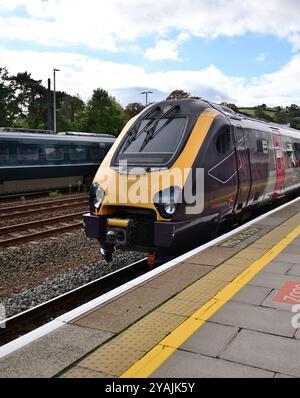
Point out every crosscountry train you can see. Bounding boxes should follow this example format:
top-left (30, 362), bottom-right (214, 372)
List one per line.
top-left (83, 99), bottom-right (300, 262)
top-left (0, 128), bottom-right (115, 196)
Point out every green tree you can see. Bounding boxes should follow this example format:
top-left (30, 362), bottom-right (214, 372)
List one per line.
top-left (221, 102), bottom-right (239, 112)
top-left (288, 104), bottom-right (300, 119)
top-left (75, 88), bottom-right (126, 136)
top-left (0, 67), bottom-right (15, 126)
top-left (8, 71), bottom-right (48, 129)
top-left (56, 92), bottom-right (85, 131)
top-left (124, 102), bottom-right (145, 120)
top-left (167, 90), bottom-right (191, 100)
top-left (290, 117), bottom-right (300, 130)
top-left (273, 107), bottom-right (288, 124)
top-left (254, 107), bottom-right (274, 122)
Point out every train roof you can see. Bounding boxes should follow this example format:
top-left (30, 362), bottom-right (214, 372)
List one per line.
top-left (0, 128), bottom-right (116, 143)
top-left (155, 98), bottom-right (300, 138)
top-left (203, 100), bottom-right (300, 135)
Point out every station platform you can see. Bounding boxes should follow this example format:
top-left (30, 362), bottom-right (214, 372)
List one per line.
top-left (1, 198), bottom-right (300, 378)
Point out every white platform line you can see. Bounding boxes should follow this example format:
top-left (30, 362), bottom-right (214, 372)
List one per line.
top-left (0, 196), bottom-right (299, 359)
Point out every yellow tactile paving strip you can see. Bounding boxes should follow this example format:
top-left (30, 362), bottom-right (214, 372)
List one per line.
top-left (61, 211), bottom-right (300, 378)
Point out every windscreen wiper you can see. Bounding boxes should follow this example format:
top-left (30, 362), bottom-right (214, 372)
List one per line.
top-left (122, 106), bottom-right (161, 152)
top-left (139, 104), bottom-right (180, 152)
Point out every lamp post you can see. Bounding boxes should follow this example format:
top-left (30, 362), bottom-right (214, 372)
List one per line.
top-left (141, 91), bottom-right (153, 106)
top-left (53, 68), bottom-right (60, 133)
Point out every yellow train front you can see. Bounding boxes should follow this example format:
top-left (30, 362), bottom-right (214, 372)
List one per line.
top-left (83, 97), bottom-right (300, 262)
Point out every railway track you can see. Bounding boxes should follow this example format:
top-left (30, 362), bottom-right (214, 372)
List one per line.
top-left (0, 190), bottom-right (87, 202)
top-left (0, 197), bottom-right (88, 221)
top-left (0, 212), bottom-right (86, 248)
top-left (0, 258), bottom-right (150, 347)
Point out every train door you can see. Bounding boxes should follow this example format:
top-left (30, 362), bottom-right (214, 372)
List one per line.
top-left (233, 125), bottom-right (251, 213)
top-left (272, 131), bottom-right (285, 196)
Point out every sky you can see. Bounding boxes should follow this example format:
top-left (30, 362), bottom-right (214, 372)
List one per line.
top-left (1, 0), bottom-right (300, 107)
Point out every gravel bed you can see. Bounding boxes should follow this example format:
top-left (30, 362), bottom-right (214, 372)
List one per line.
top-left (0, 230), bottom-right (145, 318)
top-left (0, 206), bottom-right (88, 228)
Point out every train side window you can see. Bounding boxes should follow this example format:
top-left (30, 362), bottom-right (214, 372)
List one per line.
top-left (46, 147), bottom-right (64, 161)
top-left (294, 143), bottom-right (300, 166)
top-left (216, 129), bottom-right (232, 155)
top-left (90, 147), bottom-right (101, 161)
top-left (17, 145), bottom-right (38, 161)
top-left (69, 147), bottom-right (86, 161)
top-left (0, 144), bottom-right (9, 162)
top-left (286, 142), bottom-right (297, 168)
top-left (257, 139), bottom-right (269, 154)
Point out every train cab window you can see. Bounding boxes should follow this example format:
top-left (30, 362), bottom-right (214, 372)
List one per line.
top-left (69, 147), bottom-right (86, 161)
top-left (0, 144), bottom-right (9, 162)
top-left (46, 147), bottom-right (64, 161)
top-left (216, 129), bottom-right (232, 155)
top-left (17, 145), bottom-right (38, 161)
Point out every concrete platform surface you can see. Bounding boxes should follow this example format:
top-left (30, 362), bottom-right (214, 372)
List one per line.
top-left (0, 198), bottom-right (300, 378)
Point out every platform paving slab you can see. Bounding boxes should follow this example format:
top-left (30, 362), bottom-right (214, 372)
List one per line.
top-left (142, 263), bottom-right (213, 294)
top-left (157, 297), bottom-right (209, 317)
top-left (275, 373), bottom-right (297, 378)
top-left (0, 324), bottom-right (113, 378)
top-left (261, 290), bottom-right (297, 312)
top-left (274, 253), bottom-right (300, 264)
top-left (61, 366), bottom-right (111, 378)
top-left (249, 272), bottom-right (300, 289)
top-left (185, 247), bottom-right (239, 267)
top-left (210, 301), bottom-right (296, 337)
top-left (256, 217), bottom-right (287, 227)
top-left (220, 329), bottom-right (300, 378)
top-left (78, 342), bottom-right (145, 377)
top-left (151, 350), bottom-right (274, 378)
top-left (231, 285), bottom-right (272, 306)
top-left (73, 285), bottom-right (173, 333)
top-left (287, 264), bottom-right (300, 277)
top-left (280, 246), bottom-right (300, 255)
top-left (262, 261), bottom-right (294, 275)
top-left (290, 237), bottom-right (300, 247)
top-left (179, 322), bottom-right (238, 358)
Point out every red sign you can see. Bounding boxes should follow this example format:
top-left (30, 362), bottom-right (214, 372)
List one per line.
top-left (272, 282), bottom-right (300, 305)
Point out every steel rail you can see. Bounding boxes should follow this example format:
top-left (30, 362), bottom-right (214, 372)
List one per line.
top-left (0, 212), bottom-right (85, 235)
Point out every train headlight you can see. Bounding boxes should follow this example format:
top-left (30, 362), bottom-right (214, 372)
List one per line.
top-left (153, 186), bottom-right (182, 219)
top-left (89, 183), bottom-right (105, 213)
top-left (95, 185), bottom-right (105, 207)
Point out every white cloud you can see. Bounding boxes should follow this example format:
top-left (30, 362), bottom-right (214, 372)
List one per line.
top-left (256, 53), bottom-right (267, 63)
top-left (144, 32), bottom-right (190, 61)
top-left (1, 48), bottom-right (300, 107)
top-left (0, 0), bottom-right (300, 52)
top-left (289, 34), bottom-right (300, 52)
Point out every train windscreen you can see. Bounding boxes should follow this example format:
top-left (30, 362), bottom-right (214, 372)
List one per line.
top-left (114, 116), bottom-right (188, 166)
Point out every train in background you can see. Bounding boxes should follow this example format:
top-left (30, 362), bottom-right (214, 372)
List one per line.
top-left (84, 98), bottom-right (300, 262)
top-left (0, 128), bottom-right (115, 196)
